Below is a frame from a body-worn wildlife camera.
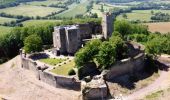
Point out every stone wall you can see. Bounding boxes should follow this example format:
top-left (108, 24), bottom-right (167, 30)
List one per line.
top-left (104, 42), bottom-right (145, 80)
top-left (21, 55), bottom-right (81, 91)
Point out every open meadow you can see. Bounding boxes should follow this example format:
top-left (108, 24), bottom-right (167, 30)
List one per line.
top-left (22, 20), bottom-right (61, 26)
top-left (145, 22), bottom-right (170, 33)
top-left (117, 10), bottom-right (170, 22)
top-left (0, 5), bottom-right (64, 17)
top-left (0, 17), bottom-right (16, 24)
top-left (56, 0), bottom-right (89, 18)
top-left (26, 0), bottom-right (67, 6)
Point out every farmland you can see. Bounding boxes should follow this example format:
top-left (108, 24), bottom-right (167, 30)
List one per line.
top-left (0, 17), bottom-right (16, 24)
top-left (56, 0), bottom-right (90, 18)
top-left (26, 0), bottom-right (67, 6)
top-left (0, 5), bottom-right (64, 17)
top-left (145, 22), bottom-right (170, 33)
top-left (117, 10), bottom-right (170, 22)
top-left (22, 20), bottom-right (61, 26)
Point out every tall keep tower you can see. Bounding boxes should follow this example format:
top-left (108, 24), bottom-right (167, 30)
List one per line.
top-left (102, 12), bottom-right (114, 39)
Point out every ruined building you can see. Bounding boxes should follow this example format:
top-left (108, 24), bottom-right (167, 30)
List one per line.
top-left (102, 12), bottom-right (114, 39)
top-left (53, 13), bottom-right (114, 55)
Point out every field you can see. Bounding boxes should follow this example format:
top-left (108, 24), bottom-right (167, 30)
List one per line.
top-left (22, 20), bottom-right (61, 26)
top-left (0, 5), bottom-right (63, 17)
top-left (0, 26), bottom-right (13, 36)
top-left (145, 22), bottom-right (170, 33)
top-left (26, 0), bottom-right (67, 6)
top-left (51, 60), bottom-right (75, 76)
top-left (0, 0), bottom-right (16, 5)
top-left (56, 0), bottom-right (90, 18)
top-left (117, 10), bottom-right (170, 22)
top-left (39, 58), bottom-right (65, 66)
top-left (90, 2), bottom-right (128, 17)
top-left (0, 17), bottom-right (16, 24)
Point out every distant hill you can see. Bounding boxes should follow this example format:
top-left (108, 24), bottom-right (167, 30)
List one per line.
top-left (106, 0), bottom-right (148, 3)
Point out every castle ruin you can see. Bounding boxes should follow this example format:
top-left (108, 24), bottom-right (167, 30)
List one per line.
top-left (53, 13), bottom-right (114, 55)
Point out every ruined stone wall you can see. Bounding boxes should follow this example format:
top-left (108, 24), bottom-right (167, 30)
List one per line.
top-left (77, 24), bottom-right (92, 40)
top-left (104, 42), bottom-right (145, 80)
top-left (21, 55), bottom-right (81, 91)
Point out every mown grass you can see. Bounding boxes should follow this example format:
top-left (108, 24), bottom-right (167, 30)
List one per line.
top-left (39, 58), bottom-right (65, 66)
top-left (0, 5), bottom-right (64, 17)
top-left (56, 0), bottom-right (90, 18)
top-left (0, 17), bottom-right (16, 24)
top-left (22, 20), bottom-right (61, 26)
top-left (117, 10), bottom-right (170, 22)
top-left (50, 60), bottom-right (75, 76)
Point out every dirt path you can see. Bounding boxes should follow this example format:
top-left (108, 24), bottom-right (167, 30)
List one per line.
top-left (125, 55), bottom-right (170, 100)
top-left (0, 55), bottom-right (80, 100)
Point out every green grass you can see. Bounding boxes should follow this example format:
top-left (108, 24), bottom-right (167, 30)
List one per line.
top-left (0, 5), bottom-right (64, 17)
top-left (117, 10), bottom-right (170, 22)
top-left (145, 90), bottom-right (164, 100)
top-left (56, 0), bottom-right (90, 18)
top-left (0, 0), bottom-right (16, 5)
top-left (0, 26), bottom-right (13, 36)
top-left (50, 60), bottom-right (75, 76)
top-left (39, 58), bottom-right (65, 66)
top-left (0, 17), bottom-right (16, 24)
top-left (22, 20), bottom-right (61, 26)
top-left (26, 0), bottom-right (67, 6)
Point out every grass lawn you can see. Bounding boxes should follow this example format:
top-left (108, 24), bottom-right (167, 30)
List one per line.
top-left (0, 17), bottom-right (16, 24)
top-left (39, 58), bottom-right (65, 66)
top-left (26, 0), bottom-right (67, 6)
top-left (50, 60), bottom-right (75, 76)
top-left (145, 90), bottom-right (164, 100)
top-left (22, 19), bottom-right (61, 26)
top-left (0, 5), bottom-right (64, 17)
top-left (117, 10), bottom-right (170, 22)
top-left (56, 0), bottom-right (90, 18)
top-left (0, 26), bottom-right (13, 36)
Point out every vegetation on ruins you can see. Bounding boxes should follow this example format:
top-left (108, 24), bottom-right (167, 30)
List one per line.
top-left (24, 34), bottom-right (42, 53)
top-left (75, 33), bottom-right (127, 71)
top-left (39, 58), bottom-right (65, 66)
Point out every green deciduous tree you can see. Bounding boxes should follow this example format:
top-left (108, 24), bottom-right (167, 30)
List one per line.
top-left (96, 41), bottom-right (116, 69)
top-left (24, 34), bottom-right (42, 53)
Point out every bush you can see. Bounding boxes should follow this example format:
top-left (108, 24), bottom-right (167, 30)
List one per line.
top-left (68, 68), bottom-right (76, 76)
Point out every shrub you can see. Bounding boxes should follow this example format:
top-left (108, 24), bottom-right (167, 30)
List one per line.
top-left (68, 68), bottom-right (76, 76)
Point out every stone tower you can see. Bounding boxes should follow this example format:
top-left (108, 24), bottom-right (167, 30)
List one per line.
top-left (102, 12), bottom-right (114, 39)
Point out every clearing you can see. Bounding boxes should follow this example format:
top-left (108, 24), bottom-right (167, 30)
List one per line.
top-left (22, 20), bottom-right (61, 26)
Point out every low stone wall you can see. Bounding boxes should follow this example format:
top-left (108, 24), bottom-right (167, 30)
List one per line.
top-left (21, 55), bottom-right (81, 91)
top-left (104, 41), bottom-right (145, 80)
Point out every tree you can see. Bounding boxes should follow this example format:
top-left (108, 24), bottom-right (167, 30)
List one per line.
top-left (101, 5), bottom-right (104, 12)
top-left (75, 39), bottom-right (102, 68)
top-left (96, 41), bottom-right (116, 69)
top-left (24, 34), bottom-right (42, 53)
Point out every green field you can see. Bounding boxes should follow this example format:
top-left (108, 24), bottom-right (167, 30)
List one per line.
top-left (0, 0), bottom-right (16, 5)
top-left (26, 0), bottom-right (67, 6)
top-left (51, 60), bottom-right (75, 76)
top-left (56, 0), bottom-right (90, 18)
top-left (0, 26), bottom-right (13, 36)
top-left (22, 20), bottom-right (61, 26)
top-left (0, 17), bottom-right (16, 24)
top-left (117, 10), bottom-right (170, 22)
top-left (0, 5), bottom-right (63, 17)
top-left (39, 58), bottom-right (65, 66)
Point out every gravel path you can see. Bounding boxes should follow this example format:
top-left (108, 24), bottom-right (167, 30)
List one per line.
top-left (125, 55), bottom-right (170, 100)
top-left (0, 56), bottom-right (80, 100)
